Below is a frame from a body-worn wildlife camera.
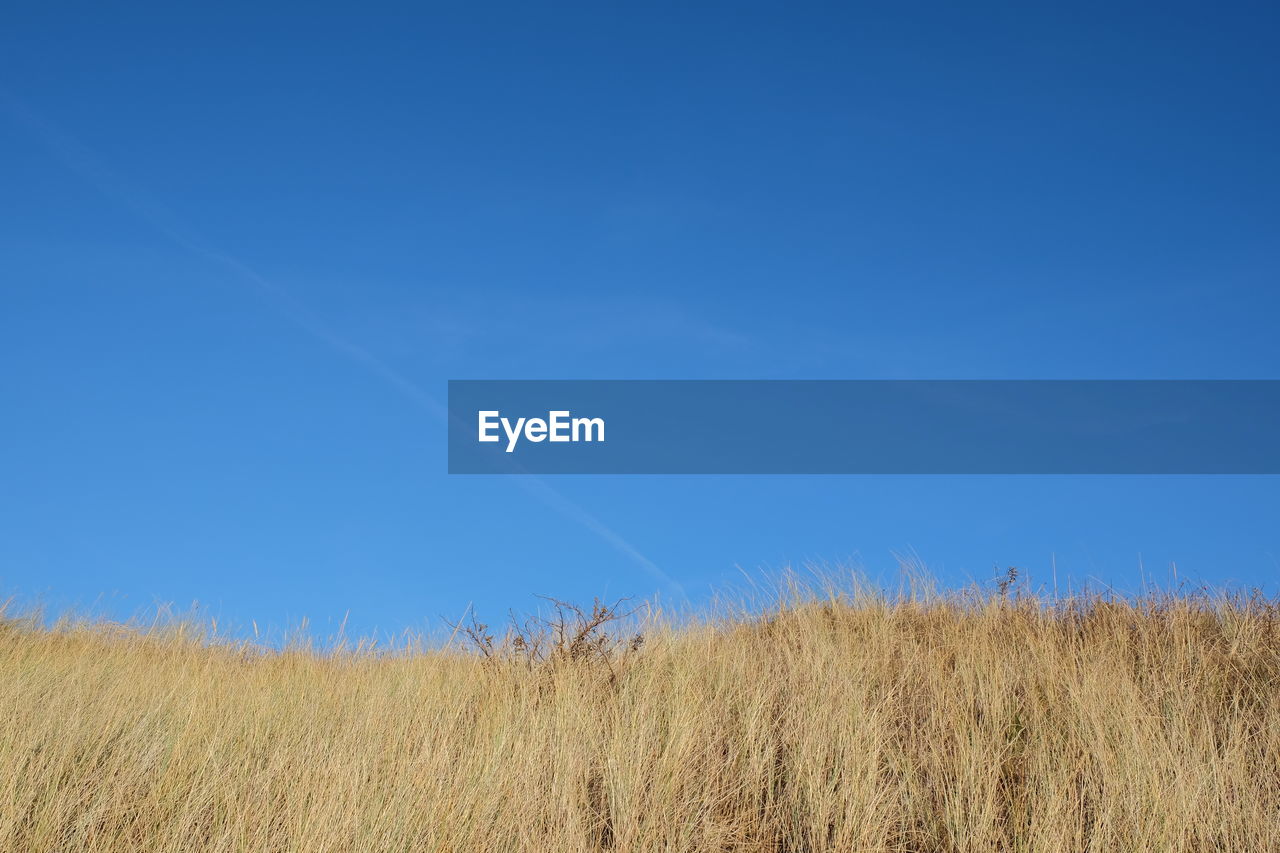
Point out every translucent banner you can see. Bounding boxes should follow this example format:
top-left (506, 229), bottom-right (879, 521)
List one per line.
top-left (447, 380), bottom-right (1280, 474)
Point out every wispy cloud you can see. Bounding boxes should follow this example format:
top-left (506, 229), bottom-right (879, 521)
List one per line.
top-left (1, 93), bottom-right (684, 600)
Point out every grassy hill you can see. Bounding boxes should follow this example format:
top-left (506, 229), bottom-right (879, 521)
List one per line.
top-left (1, 577), bottom-right (1277, 851)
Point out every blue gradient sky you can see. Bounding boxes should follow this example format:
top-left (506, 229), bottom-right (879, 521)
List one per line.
top-left (3, 3), bottom-right (1278, 638)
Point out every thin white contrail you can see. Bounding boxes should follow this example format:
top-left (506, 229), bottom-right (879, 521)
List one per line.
top-left (2, 93), bottom-right (685, 600)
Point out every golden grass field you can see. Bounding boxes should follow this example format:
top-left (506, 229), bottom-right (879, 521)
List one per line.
top-left (2, 575), bottom-right (1278, 852)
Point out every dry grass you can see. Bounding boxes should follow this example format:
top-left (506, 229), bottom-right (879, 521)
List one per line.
top-left (1, 574), bottom-right (1278, 852)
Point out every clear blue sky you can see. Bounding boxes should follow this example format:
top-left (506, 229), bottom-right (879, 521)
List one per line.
top-left (3, 3), bottom-right (1278, 638)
